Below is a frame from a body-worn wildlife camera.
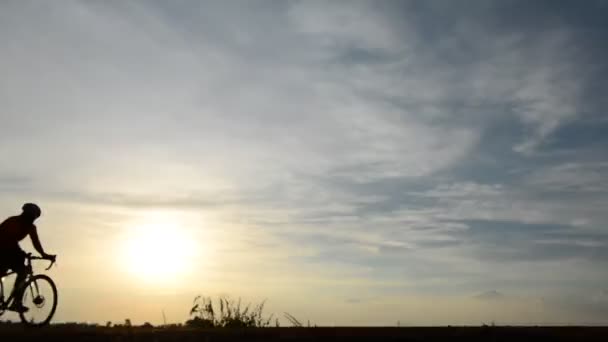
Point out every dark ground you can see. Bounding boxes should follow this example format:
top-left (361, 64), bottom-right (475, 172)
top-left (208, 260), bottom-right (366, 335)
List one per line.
top-left (1, 326), bottom-right (608, 341)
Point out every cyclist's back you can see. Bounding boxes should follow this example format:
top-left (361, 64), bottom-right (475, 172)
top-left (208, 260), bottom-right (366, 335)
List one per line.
top-left (0, 215), bottom-right (35, 248)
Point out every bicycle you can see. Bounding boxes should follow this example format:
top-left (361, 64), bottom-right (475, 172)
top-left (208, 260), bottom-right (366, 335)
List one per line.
top-left (0, 253), bottom-right (58, 327)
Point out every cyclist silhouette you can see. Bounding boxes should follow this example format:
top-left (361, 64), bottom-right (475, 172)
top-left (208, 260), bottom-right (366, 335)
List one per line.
top-left (0, 203), bottom-right (56, 313)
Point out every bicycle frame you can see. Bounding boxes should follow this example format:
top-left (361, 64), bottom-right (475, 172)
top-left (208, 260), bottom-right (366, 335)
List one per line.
top-left (0, 254), bottom-right (54, 310)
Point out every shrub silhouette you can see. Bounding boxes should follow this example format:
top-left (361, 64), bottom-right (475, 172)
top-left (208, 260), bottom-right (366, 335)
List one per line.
top-left (187, 295), bottom-right (273, 328)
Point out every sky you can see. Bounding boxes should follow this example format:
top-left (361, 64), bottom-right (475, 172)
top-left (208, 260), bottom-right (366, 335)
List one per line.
top-left (1, 0), bottom-right (608, 326)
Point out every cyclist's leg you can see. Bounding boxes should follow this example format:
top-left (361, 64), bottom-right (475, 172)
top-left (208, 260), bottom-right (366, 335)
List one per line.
top-left (0, 263), bottom-right (5, 307)
top-left (0, 262), bottom-right (7, 294)
top-left (6, 247), bottom-right (27, 311)
top-left (0, 256), bottom-right (7, 277)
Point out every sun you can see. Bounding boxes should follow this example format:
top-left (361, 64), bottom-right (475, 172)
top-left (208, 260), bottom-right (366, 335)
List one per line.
top-left (120, 213), bottom-right (197, 283)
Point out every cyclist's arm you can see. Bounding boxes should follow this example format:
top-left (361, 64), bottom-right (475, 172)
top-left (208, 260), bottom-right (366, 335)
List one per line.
top-left (29, 225), bottom-right (52, 258)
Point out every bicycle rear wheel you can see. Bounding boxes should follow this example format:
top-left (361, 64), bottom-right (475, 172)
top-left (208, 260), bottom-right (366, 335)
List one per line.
top-left (19, 274), bottom-right (58, 327)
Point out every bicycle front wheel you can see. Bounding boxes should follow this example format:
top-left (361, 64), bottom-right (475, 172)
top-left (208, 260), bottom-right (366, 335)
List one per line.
top-left (19, 274), bottom-right (58, 327)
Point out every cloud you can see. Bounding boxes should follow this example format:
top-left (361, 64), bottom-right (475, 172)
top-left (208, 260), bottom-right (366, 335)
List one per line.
top-left (474, 290), bottom-right (506, 301)
top-left (525, 162), bottom-right (608, 194)
top-left (0, 0), bottom-right (481, 193)
top-left (1, 0), bottom-right (602, 196)
top-left (288, 0), bottom-right (402, 52)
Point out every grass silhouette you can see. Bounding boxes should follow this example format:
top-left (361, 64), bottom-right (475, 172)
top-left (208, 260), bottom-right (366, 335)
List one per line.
top-left (186, 295), bottom-right (274, 328)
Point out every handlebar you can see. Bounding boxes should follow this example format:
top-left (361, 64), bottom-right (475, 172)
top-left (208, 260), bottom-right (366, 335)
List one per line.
top-left (26, 253), bottom-right (57, 271)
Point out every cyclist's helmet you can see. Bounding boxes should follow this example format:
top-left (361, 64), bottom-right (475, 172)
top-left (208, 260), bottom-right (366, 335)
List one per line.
top-left (22, 203), bottom-right (42, 219)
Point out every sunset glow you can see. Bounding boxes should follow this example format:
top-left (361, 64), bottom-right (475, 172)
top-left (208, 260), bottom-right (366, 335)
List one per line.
top-left (121, 213), bottom-right (197, 284)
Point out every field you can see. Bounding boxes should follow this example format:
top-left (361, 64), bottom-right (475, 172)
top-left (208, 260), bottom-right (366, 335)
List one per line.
top-left (1, 325), bottom-right (608, 341)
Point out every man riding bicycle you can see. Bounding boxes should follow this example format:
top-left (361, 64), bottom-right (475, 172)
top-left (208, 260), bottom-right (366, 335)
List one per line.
top-left (0, 203), bottom-right (56, 313)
